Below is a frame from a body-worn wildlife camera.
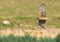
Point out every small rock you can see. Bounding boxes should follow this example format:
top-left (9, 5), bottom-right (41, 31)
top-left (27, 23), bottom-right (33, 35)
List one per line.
top-left (2, 20), bottom-right (11, 25)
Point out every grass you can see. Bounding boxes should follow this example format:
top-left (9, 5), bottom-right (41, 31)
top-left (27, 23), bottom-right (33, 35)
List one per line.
top-left (0, 0), bottom-right (60, 28)
top-left (0, 23), bottom-right (14, 29)
top-left (56, 34), bottom-right (60, 42)
top-left (16, 16), bottom-right (34, 20)
top-left (0, 34), bottom-right (60, 42)
top-left (0, 18), bottom-right (14, 29)
top-left (46, 16), bottom-right (60, 28)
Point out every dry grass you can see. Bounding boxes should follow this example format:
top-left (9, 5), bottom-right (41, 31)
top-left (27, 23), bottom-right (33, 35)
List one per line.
top-left (0, 28), bottom-right (60, 38)
top-left (0, 0), bottom-right (60, 28)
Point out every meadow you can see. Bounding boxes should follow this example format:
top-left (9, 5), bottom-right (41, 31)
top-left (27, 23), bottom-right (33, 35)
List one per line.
top-left (0, 0), bottom-right (60, 29)
top-left (0, 0), bottom-right (60, 42)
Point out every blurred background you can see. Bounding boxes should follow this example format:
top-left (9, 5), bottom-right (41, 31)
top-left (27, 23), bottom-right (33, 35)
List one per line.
top-left (0, 0), bottom-right (60, 29)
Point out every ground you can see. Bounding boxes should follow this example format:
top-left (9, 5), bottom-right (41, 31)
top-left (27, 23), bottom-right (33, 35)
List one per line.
top-left (0, 0), bottom-right (60, 38)
top-left (0, 26), bottom-right (60, 38)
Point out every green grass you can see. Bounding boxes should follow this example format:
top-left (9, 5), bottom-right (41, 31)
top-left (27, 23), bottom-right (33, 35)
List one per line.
top-left (0, 23), bottom-right (14, 29)
top-left (1, 34), bottom-right (60, 42)
top-left (56, 34), bottom-right (60, 42)
top-left (0, 0), bottom-right (60, 28)
top-left (16, 16), bottom-right (34, 20)
top-left (0, 18), bottom-right (14, 29)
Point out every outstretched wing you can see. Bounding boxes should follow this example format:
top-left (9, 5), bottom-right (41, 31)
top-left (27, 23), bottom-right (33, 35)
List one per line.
top-left (38, 17), bottom-right (52, 20)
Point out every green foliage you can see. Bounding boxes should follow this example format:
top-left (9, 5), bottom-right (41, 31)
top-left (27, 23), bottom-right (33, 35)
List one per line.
top-left (0, 34), bottom-right (60, 42)
top-left (38, 37), bottom-right (56, 42)
top-left (56, 34), bottom-right (60, 42)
